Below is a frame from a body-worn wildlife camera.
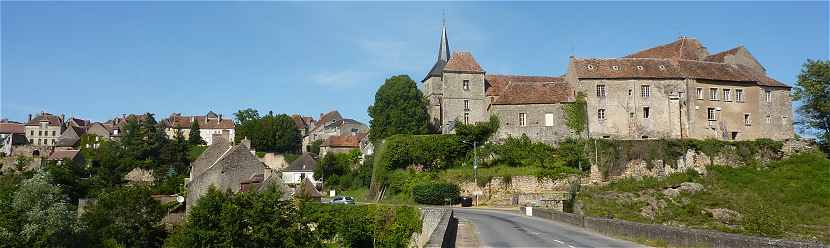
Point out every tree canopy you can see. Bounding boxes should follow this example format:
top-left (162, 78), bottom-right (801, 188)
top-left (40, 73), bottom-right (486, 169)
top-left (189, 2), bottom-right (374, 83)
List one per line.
top-left (235, 111), bottom-right (301, 153)
top-left (81, 186), bottom-right (167, 247)
top-left (368, 75), bottom-right (431, 143)
top-left (793, 59), bottom-right (830, 152)
top-left (188, 121), bottom-right (205, 146)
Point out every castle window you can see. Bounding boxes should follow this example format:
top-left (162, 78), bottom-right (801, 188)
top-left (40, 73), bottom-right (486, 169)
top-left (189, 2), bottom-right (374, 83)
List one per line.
top-left (764, 89), bottom-right (772, 102)
top-left (640, 85), bottom-right (651, 98)
top-left (463, 80), bottom-right (470, 90)
top-left (696, 87), bottom-right (703, 100)
top-left (518, 113), bottom-right (527, 127)
top-left (709, 88), bottom-right (719, 101)
top-left (643, 107), bottom-right (650, 119)
top-left (707, 108), bottom-right (717, 121)
top-left (596, 85), bottom-right (606, 97)
top-left (597, 109), bottom-right (606, 120)
top-left (723, 89), bottom-right (732, 101)
top-left (735, 89), bottom-right (744, 102)
top-left (744, 113), bottom-right (752, 126)
top-left (464, 113), bottom-right (470, 125)
top-left (545, 113), bottom-right (554, 127)
top-left (464, 99), bottom-right (470, 110)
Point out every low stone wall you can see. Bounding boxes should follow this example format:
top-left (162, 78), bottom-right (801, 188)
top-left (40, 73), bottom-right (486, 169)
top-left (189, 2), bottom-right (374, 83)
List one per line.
top-left (522, 207), bottom-right (826, 248)
top-left (458, 176), bottom-right (572, 206)
top-left (414, 207), bottom-right (456, 248)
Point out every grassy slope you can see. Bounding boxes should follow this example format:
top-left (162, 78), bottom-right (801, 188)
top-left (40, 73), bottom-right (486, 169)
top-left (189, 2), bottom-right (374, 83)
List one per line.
top-left (578, 152), bottom-right (830, 243)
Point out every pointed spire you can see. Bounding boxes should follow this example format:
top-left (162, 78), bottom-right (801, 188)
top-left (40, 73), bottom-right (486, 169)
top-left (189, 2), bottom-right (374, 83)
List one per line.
top-left (437, 20), bottom-right (450, 63)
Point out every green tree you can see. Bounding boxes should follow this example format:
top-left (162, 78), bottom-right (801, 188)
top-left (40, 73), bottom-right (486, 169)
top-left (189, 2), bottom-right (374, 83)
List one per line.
top-left (7, 171), bottom-right (79, 247)
top-left (792, 59), bottom-right (830, 152)
top-left (455, 115), bottom-right (499, 146)
top-left (309, 140), bottom-right (323, 155)
top-left (81, 186), bottom-right (166, 248)
top-left (89, 141), bottom-right (133, 193)
top-left (165, 187), bottom-right (319, 247)
top-left (45, 159), bottom-right (90, 204)
top-left (368, 75), bottom-right (431, 143)
top-left (234, 108), bottom-right (260, 125)
top-left (235, 110), bottom-right (301, 153)
top-left (188, 121), bottom-right (205, 146)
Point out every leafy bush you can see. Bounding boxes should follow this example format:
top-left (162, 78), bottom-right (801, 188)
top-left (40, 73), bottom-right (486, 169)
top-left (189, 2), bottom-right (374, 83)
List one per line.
top-left (302, 203), bottom-right (421, 248)
top-left (412, 182), bottom-right (460, 205)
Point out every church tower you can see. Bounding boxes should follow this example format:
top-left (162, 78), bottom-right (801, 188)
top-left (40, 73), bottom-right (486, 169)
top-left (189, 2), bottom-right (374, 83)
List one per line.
top-left (421, 21), bottom-right (450, 130)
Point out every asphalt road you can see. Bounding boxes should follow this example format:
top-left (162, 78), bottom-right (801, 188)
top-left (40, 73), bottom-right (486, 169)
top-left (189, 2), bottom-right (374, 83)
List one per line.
top-left (454, 208), bottom-right (646, 248)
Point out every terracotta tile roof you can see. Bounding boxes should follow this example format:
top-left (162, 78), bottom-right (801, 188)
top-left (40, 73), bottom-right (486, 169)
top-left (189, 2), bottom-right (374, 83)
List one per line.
top-left (444, 51), bottom-right (484, 73)
top-left (623, 37), bottom-right (709, 61)
top-left (47, 149), bottom-right (80, 161)
top-left (485, 75), bottom-right (563, 96)
top-left (25, 113), bottom-right (63, 126)
top-left (68, 118), bottom-right (91, 128)
top-left (0, 123), bottom-right (24, 134)
top-left (322, 133), bottom-right (367, 148)
top-left (704, 46), bottom-right (742, 63)
top-left (311, 111), bottom-right (343, 133)
top-left (291, 115), bottom-right (307, 129)
top-left (163, 114), bottom-right (235, 129)
top-left (285, 153), bottom-right (317, 172)
top-left (572, 58), bottom-right (790, 88)
top-left (492, 82), bottom-right (573, 105)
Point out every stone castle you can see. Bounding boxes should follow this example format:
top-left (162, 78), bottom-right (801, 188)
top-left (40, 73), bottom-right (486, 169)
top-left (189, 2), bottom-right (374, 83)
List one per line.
top-left (421, 23), bottom-right (794, 142)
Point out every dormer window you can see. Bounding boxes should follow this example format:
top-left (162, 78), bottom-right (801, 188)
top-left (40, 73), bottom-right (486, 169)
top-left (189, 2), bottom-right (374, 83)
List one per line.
top-left (587, 65), bottom-right (595, 70)
top-left (658, 65), bottom-right (666, 70)
top-left (463, 80), bottom-right (470, 90)
top-left (636, 65), bottom-right (644, 70)
top-left (611, 65), bottom-right (620, 71)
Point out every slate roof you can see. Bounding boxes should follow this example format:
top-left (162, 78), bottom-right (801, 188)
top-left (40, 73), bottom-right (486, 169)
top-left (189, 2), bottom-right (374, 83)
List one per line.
top-left (56, 126), bottom-right (86, 147)
top-left (492, 81), bottom-right (573, 105)
top-left (623, 37), bottom-right (709, 61)
top-left (322, 133), bottom-right (367, 148)
top-left (47, 149), bottom-right (80, 161)
top-left (485, 75), bottom-right (563, 97)
top-left (0, 123), bottom-right (24, 134)
top-left (285, 153), bottom-right (317, 172)
top-left (444, 52), bottom-right (484, 73)
top-left (26, 113), bottom-right (63, 126)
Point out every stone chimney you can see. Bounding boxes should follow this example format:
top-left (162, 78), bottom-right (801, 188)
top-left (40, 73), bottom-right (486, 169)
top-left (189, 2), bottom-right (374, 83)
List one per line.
top-left (60, 114), bottom-right (65, 122)
top-left (28, 114), bottom-right (32, 122)
top-left (219, 114), bottom-right (222, 121)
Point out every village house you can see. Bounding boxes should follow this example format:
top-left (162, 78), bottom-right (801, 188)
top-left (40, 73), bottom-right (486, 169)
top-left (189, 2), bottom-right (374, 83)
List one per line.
top-left (46, 149), bottom-right (84, 166)
top-left (302, 110), bottom-right (368, 152)
top-left (24, 112), bottom-right (65, 148)
top-left (55, 125), bottom-right (87, 148)
top-left (185, 135), bottom-right (279, 213)
top-left (161, 111), bottom-right (235, 145)
top-left (320, 133), bottom-right (367, 156)
top-left (0, 121), bottom-right (26, 156)
top-left (281, 153), bottom-right (318, 186)
top-left (421, 23), bottom-right (794, 142)
top-left (291, 114), bottom-right (316, 137)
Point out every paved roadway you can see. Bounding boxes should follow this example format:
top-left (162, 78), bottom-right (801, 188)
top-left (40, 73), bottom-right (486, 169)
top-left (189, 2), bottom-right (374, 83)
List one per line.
top-left (454, 208), bottom-right (646, 248)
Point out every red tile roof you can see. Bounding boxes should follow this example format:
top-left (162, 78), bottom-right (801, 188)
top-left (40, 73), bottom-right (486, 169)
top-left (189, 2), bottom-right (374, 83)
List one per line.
top-left (485, 74), bottom-right (564, 96)
top-left (164, 114), bottom-right (235, 129)
top-left (48, 149), bottom-right (80, 161)
top-left (492, 81), bottom-right (573, 105)
top-left (322, 133), bottom-right (367, 148)
top-left (25, 113), bottom-right (63, 126)
top-left (444, 51), bottom-right (484, 73)
top-left (0, 123), bottom-right (24, 134)
top-left (623, 37), bottom-right (709, 61)
top-left (291, 115), bottom-right (307, 129)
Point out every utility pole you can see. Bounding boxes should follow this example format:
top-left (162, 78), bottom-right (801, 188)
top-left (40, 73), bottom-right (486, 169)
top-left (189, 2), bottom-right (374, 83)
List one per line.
top-left (473, 141), bottom-right (478, 206)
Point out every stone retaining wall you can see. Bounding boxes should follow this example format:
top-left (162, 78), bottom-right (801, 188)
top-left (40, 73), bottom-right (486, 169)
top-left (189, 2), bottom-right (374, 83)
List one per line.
top-left (522, 207), bottom-right (826, 248)
top-left (414, 207), bottom-right (456, 248)
top-left (458, 176), bottom-right (572, 206)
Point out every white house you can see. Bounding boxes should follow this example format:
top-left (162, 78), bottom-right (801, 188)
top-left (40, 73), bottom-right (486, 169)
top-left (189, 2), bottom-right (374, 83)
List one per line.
top-left (281, 153), bottom-right (317, 185)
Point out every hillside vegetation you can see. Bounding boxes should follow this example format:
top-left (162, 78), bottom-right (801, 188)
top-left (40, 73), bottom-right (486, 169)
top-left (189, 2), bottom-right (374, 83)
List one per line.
top-left (577, 151), bottom-right (830, 244)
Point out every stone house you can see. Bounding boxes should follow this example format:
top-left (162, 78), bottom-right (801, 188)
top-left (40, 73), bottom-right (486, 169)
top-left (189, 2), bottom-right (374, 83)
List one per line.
top-left (55, 126), bottom-right (87, 148)
top-left (320, 133), bottom-right (367, 156)
top-left (291, 114), bottom-right (316, 137)
top-left (281, 153), bottom-right (318, 185)
top-left (185, 136), bottom-right (272, 213)
top-left (46, 149), bottom-right (84, 166)
top-left (421, 23), bottom-right (794, 142)
top-left (161, 111), bottom-right (235, 145)
top-left (0, 121), bottom-right (26, 156)
top-left (568, 37), bottom-right (794, 140)
top-left (104, 114), bottom-right (149, 140)
top-left (24, 112), bottom-right (65, 148)
top-left (302, 110), bottom-right (368, 152)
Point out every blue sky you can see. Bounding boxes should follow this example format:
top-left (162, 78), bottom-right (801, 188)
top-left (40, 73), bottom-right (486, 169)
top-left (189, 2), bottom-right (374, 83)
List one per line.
top-left (2, 1), bottom-right (828, 129)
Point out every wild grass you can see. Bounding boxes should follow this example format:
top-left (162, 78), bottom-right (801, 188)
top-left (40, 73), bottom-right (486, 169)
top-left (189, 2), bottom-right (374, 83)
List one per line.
top-left (578, 151), bottom-right (830, 244)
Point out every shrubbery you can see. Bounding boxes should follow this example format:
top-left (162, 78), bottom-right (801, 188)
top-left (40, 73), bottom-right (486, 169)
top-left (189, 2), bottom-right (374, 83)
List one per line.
top-left (412, 182), bottom-right (460, 205)
top-left (302, 203), bottom-right (421, 248)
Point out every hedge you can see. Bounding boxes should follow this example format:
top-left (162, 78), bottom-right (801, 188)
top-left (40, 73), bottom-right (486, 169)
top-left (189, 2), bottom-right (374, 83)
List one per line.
top-left (412, 182), bottom-right (460, 205)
